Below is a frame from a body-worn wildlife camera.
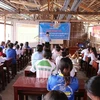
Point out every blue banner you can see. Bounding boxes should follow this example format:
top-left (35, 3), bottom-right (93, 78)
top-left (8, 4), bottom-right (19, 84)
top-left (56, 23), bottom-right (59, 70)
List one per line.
top-left (39, 22), bottom-right (70, 40)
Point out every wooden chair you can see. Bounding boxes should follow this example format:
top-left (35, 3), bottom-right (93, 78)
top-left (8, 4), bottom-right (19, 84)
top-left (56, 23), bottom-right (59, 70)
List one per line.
top-left (0, 63), bottom-right (5, 90)
top-left (75, 79), bottom-right (87, 100)
top-left (3, 58), bottom-right (12, 83)
top-left (91, 60), bottom-right (99, 76)
top-left (85, 56), bottom-right (91, 77)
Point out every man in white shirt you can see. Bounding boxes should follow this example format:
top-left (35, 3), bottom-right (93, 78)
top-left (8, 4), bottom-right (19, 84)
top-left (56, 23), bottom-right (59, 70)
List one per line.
top-left (43, 32), bottom-right (51, 43)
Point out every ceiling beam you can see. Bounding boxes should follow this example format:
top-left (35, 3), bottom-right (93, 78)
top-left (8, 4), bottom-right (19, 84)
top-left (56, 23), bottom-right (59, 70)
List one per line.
top-left (10, 0), bottom-right (40, 8)
top-left (40, 2), bottom-right (52, 11)
top-left (54, 2), bottom-right (87, 20)
top-left (84, 0), bottom-right (96, 9)
top-left (79, 3), bottom-right (100, 21)
top-left (6, 18), bottom-right (100, 22)
top-left (58, 0), bottom-right (70, 20)
top-left (78, 15), bottom-right (88, 20)
top-left (67, 0), bottom-right (82, 20)
top-left (19, 0), bottom-right (29, 11)
top-left (4, 11), bottom-right (100, 15)
top-left (4, 0), bottom-right (18, 10)
top-left (2, 11), bottom-right (100, 15)
top-left (48, 0), bottom-right (50, 11)
top-left (79, 3), bottom-right (94, 12)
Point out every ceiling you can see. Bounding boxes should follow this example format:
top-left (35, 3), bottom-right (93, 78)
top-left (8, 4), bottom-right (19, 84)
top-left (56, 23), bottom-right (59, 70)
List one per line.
top-left (0, 0), bottom-right (100, 23)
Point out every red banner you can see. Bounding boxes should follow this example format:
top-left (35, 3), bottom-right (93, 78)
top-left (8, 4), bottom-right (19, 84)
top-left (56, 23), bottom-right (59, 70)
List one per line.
top-left (92, 26), bottom-right (100, 37)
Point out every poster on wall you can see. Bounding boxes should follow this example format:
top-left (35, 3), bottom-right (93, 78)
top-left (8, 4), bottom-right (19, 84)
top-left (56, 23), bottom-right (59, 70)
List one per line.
top-left (39, 22), bottom-right (70, 40)
top-left (92, 26), bottom-right (100, 37)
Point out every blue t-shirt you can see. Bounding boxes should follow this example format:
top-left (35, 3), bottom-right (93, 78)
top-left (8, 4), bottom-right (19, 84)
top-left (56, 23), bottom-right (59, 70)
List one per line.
top-left (47, 74), bottom-right (79, 100)
top-left (6, 48), bottom-right (16, 64)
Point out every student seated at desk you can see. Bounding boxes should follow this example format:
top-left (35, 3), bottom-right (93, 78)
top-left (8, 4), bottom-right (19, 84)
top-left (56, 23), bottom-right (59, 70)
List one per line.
top-left (85, 76), bottom-right (100, 100)
top-left (0, 47), bottom-right (6, 57)
top-left (56, 51), bottom-right (77, 77)
top-left (47, 57), bottom-right (79, 100)
top-left (30, 44), bottom-right (43, 69)
top-left (30, 50), bottom-right (57, 78)
top-left (88, 47), bottom-right (97, 65)
top-left (24, 41), bottom-right (30, 49)
top-left (80, 46), bottom-right (90, 70)
top-left (43, 90), bottom-right (68, 100)
top-left (6, 43), bottom-right (17, 75)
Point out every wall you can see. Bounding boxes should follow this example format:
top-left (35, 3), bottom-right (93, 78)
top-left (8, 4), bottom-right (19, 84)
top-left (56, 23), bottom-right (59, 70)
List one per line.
top-left (12, 20), bottom-right (63, 47)
top-left (11, 20), bottom-right (88, 48)
top-left (12, 20), bottom-right (39, 47)
top-left (88, 25), bottom-right (100, 52)
top-left (64, 22), bottom-right (88, 47)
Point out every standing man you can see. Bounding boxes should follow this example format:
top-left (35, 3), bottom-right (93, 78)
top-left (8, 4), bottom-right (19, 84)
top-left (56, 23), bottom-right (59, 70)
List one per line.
top-left (44, 32), bottom-right (51, 44)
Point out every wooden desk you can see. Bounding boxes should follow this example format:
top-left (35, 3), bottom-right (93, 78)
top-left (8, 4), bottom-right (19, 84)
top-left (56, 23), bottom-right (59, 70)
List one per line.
top-left (24, 66), bottom-right (36, 77)
top-left (13, 76), bottom-right (87, 100)
top-left (13, 76), bottom-right (48, 100)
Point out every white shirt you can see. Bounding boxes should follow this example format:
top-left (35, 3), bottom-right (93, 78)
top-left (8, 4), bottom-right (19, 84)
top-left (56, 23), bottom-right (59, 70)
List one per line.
top-left (81, 48), bottom-right (89, 61)
top-left (52, 51), bottom-right (61, 62)
top-left (56, 56), bottom-right (77, 77)
top-left (30, 58), bottom-right (57, 78)
top-left (88, 52), bottom-right (97, 65)
top-left (16, 49), bottom-right (21, 58)
top-left (56, 56), bottom-right (62, 71)
top-left (31, 51), bottom-right (43, 67)
top-left (0, 57), bottom-right (6, 63)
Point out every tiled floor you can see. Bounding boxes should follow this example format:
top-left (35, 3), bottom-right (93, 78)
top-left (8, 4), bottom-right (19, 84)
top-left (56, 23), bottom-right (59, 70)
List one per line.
top-left (1, 71), bottom-right (24, 100)
top-left (0, 69), bottom-right (88, 100)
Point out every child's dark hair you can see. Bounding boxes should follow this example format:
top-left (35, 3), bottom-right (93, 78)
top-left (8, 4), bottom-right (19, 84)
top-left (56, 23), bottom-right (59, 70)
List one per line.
top-left (16, 45), bottom-right (20, 49)
top-left (14, 41), bottom-right (18, 45)
top-left (56, 46), bottom-right (61, 52)
top-left (85, 76), bottom-right (100, 97)
top-left (44, 50), bottom-right (52, 59)
top-left (64, 48), bottom-right (69, 56)
top-left (37, 45), bottom-right (43, 52)
top-left (25, 42), bottom-right (29, 47)
top-left (20, 43), bottom-right (23, 50)
top-left (44, 43), bottom-right (50, 50)
top-left (43, 90), bottom-right (68, 100)
top-left (59, 57), bottom-right (73, 85)
top-left (46, 32), bottom-right (49, 34)
top-left (8, 43), bottom-right (13, 48)
top-left (59, 57), bottom-right (73, 74)
top-left (62, 51), bottom-right (67, 57)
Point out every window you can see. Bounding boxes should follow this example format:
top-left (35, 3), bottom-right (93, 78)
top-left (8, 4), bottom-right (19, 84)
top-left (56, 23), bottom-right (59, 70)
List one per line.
top-left (16, 23), bottom-right (39, 47)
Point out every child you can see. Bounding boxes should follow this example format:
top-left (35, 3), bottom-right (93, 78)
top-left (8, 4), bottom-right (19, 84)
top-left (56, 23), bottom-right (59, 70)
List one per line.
top-left (85, 76), bottom-right (100, 100)
top-left (47, 57), bottom-right (79, 100)
top-left (43, 90), bottom-right (68, 100)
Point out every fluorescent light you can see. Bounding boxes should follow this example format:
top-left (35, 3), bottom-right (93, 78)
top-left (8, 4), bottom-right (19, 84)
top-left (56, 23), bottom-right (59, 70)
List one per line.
top-left (0, 1), bottom-right (16, 12)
